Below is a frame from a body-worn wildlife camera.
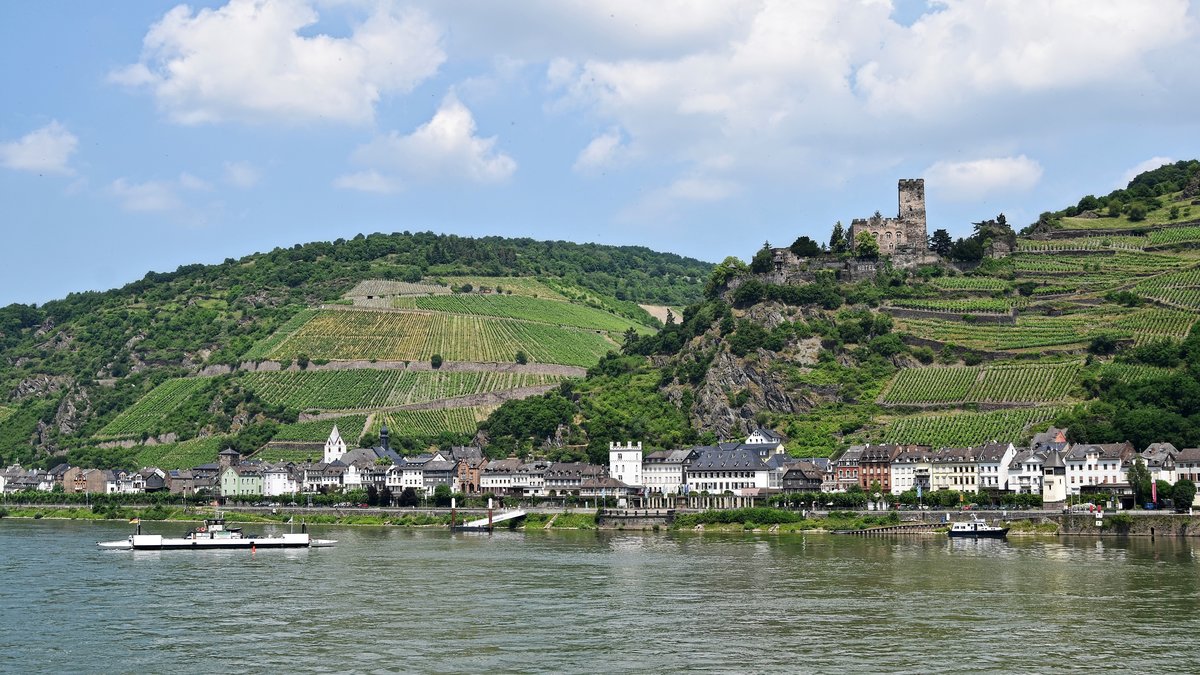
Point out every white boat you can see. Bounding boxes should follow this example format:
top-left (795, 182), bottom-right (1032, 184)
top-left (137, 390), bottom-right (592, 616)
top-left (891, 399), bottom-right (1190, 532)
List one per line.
top-left (947, 515), bottom-right (1009, 539)
top-left (98, 516), bottom-right (336, 550)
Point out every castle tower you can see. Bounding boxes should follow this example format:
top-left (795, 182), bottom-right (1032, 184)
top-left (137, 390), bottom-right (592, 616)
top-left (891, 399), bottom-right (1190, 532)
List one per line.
top-left (323, 425), bottom-right (347, 464)
top-left (897, 178), bottom-right (926, 245)
top-left (608, 441), bottom-right (643, 487)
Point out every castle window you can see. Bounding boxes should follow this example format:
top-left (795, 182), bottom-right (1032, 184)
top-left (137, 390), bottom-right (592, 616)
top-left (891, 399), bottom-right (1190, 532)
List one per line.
top-left (885, 232), bottom-right (893, 240)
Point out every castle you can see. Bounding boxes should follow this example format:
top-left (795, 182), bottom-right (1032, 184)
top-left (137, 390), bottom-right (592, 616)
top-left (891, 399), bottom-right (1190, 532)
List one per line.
top-left (848, 179), bottom-right (927, 253)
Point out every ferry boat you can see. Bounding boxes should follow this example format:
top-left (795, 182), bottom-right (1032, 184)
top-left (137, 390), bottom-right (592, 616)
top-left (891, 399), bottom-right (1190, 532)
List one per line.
top-left (947, 516), bottom-right (1009, 539)
top-left (97, 516), bottom-right (336, 550)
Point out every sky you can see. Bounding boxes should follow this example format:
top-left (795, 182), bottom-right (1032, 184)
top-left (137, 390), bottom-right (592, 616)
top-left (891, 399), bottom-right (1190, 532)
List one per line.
top-left (3, 0), bottom-right (1200, 306)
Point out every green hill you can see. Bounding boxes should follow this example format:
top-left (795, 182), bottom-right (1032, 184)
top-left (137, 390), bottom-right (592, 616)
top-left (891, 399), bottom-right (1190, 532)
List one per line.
top-left (0, 233), bottom-right (710, 468)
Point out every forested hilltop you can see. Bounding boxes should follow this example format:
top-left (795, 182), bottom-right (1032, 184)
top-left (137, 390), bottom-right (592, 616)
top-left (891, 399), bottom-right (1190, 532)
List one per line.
top-left (0, 232), bottom-right (711, 467)
top-left (482, 161), bottom-right (1200, 464)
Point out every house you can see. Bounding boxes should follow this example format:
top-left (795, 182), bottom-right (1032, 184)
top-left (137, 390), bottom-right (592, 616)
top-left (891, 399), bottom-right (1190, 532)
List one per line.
top-left (890, 446), bottom-right (934, 496)
top-left (782, 461), bottom-right (824, 492)
top-left (302, 462), bottom-right (346, 494)
top-left (833, 446), bottom-right (864, 492)
top-left (544, 462), bottom-right (607, 495)
top-left (140, 468), bottom-right (167, 493)
top-left (514, 460), bottom-right (550, 497)
top-left (1042, 450), bottom-right (1068, 504)
top-left (931, 447), bottom-right (978, 492)
top-left (1031, 427), bottom-right (1069, 453)
top-left (1063, 442), bottom-right (1135, 496)
top-left (1141, 443), bottom-right (1179, 484)
top-left (764, 454), bottom-right (799, 490)
top-left (1174, 448), bottom-right (1200, 506)
top-left (642, 448), bottom-right (697, 495)
top-left (220, 465), bottom-right (264, 498)
top-left (579, 476), bottom-right (636, 498)
top-left (480, 457), bottom-right (522, 495)
top-left (422, 459), bottom-right (457, 494)
top-left (858, 444), bottom-right (904, 493)
top-left (447, 447), bottom-right (486, 494)
top-left (609, 441), bottom-right (643, 488)
top-left (262, 463), bottom-right (300, 497)
top-left (745, 427), bottom-right (786, 449)
top-left (1008, 449), bottom-right (1045, 495)
top-left (166, 469), bottom-right (196, 495)
top-left (975, 442), bottom-right (1017, 492)
top-left (685, 446), bottom-right (770, 495)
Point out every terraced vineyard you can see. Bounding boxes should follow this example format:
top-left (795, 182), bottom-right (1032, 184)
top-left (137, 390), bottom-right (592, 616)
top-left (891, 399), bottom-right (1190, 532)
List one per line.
top-left (96, 377), bottom-right (211, 439)
top-left (1011, 251), bottom-right (1186, 276)
top-left (1135, 267), bottom-right (1200, 310)
top-left (368, 407), bottom-right (494, 437)
top-left (878, 407), bottom-right (1067, 447)
top-left (1148, 226), bottom-right (1200, 247)
top-left (890, 298), bottom-right (1016, 314)
top-left (271, 415), bottom-right (368, 442)
top-left (928, 277), bottom-right (1010, 292)
top-left (392, 294), bottom-right (651, 332)
top-left (257, 309), bottom-right (617, 366)
top-left (251, 447), bottom-right (328, 464)
top-left (429, 276), bottom-right (568, 300)
top-left (896, 307), bottom-right (1192, 352)
top-left (1017, 237), bottom-right (1146, 252)
top-left (242, 370), bottom-right (569, 411)
top-left (242, 309), bottom-right (318, 361)
top-left (1096, 362), bottom-right (1177, 384)
top-left (133, 436), bottom-right (229, 469)
top-left (882, 363), bottom-right (1080, 405)
top-left (346, 280), bottom-right (449, 297)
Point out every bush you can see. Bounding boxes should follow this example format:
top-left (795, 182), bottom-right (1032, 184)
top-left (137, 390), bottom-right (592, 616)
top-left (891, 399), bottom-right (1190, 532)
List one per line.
top-left (431, 354), bottom-right (443, 369)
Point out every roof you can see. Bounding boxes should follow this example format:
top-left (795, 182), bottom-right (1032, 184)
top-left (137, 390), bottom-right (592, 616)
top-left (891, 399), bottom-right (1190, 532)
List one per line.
top-left (751, 427), bottom-right (784, 442)
top-left (976, 442), bottom-right (1014, 462)
top-left (934, 447), bottom-right (977, 463)
top-left (1176, 448), bottom-right (1200, 463)
top-left (1064, 442), bottom-right (1134, 461)
top-left (483, 458), bottom-right (523, 474)
top-left (691, 447), bottom-right (766, 471)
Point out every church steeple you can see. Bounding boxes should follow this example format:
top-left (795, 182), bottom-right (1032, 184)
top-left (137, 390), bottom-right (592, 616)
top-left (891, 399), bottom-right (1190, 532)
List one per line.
top-left (323, 424), bottom-right (346, 464)
top-left (380, 424), bottom-right (390, 451)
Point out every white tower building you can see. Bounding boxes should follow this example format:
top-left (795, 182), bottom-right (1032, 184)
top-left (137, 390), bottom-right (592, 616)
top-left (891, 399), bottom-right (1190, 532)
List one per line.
top-left (323, 425), bottom-right (347, 464)
top-left (609, 441), bottom-right (643, 487)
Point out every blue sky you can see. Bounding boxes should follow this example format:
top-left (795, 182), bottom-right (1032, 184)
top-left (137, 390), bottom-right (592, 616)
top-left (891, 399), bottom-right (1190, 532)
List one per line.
top-left (3, 0), bottom-right (1200, 305)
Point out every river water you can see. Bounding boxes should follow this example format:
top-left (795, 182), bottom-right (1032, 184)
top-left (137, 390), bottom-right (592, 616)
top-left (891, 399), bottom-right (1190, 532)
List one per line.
top-left (2, 519), bottom-right (1199, 674)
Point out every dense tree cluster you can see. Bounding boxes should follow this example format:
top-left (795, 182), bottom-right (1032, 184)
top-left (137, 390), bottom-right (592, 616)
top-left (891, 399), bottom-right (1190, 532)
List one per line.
top-left (1030, 160), bottom-right (1200, 231)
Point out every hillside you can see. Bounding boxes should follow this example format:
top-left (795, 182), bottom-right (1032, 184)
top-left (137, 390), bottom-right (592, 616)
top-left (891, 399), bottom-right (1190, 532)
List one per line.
top-left (480, 161), bottom-right (1200, 464)
top-left (0, 233), bottom-right (711, 468)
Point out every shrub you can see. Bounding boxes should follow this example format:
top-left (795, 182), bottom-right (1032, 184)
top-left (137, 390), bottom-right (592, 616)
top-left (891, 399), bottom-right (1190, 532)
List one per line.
top-left (431, 354), bottom-right (443, 369)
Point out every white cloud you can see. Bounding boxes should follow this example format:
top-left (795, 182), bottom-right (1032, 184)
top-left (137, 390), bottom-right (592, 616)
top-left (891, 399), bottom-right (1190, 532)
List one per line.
top-left (1119, 156), bottom-right (1175, 187)
top-left (178, 172), bottom-right (211, 191)
top-left (0, 121), bottom-right (78, 174)
top-left (349, 93), bottom-right (516, 183)
top-left (109, 178), bottom-right (183, 212)
top-left (618, 175), bottom-right (741, 224)
top-left (573, 128), bottom-right (630, 173)
top-left (223, 160), bottom-right (260, 188)
top-left (923, 156), bottom-right (1044, 201)
top-left (111, 0), bottom-right (445, 125)
top-left (333, 170), bottom-right (403, 194)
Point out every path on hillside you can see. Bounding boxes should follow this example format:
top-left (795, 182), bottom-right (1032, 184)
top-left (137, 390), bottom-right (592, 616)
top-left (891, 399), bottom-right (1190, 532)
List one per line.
top-left (297, 384), bottom-right (559, 421)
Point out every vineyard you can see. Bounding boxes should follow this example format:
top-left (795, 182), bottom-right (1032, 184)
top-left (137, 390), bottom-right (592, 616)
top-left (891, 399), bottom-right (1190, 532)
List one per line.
top-left (271, 415), bottom-right (369, 442)
top-left (391, 294), bottom-right (651, 333)
top-left (368, 406), bottom-right (494, 437)
top-left (259, 309), bottom-right (617, 367)
top-left (251, 447), bottom-right (327, 464)
top-left (1096, 362), bottom-right (1177, 384)
top-left (881, 363), bottom-right (1080, 405)
top-left (1148, 226), bottom-right (1200, 247)
top-left (241, 309), bottom-right (318, 361)
top-left (928, 277), bottom-right (1010, 292)
top-left (877, 407), bottom-right (1067, 447)
top-left (133, 436), bottom-right (229, 470)
top-left (96, 377), bottom-right (212, 439)
top-left (241, 370), bottom-right (569, 411)
top-left (1017, 237), bottom-right (1145, 252)
top-left (1011, 251), bottom-right (1186, 276)
top-left (1135, 267), bottom-right (1200, 310)
top-left (890, 298), bottom-right (1016, 314)
top-left (429, 276), bottom-right (568, 300)
top-left (346, 280), bottom-right (449, 297)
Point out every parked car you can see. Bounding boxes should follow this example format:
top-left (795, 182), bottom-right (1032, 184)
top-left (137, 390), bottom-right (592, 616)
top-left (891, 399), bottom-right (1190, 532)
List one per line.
top-left (357, 503), bottom-right (369, 508)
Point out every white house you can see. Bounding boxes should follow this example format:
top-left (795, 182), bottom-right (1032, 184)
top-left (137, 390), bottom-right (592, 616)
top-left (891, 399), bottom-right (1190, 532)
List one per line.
top-left (975, 442), bottom-right (1017, 492)
top-left (609, 441), bottom-right (643, 488)
top-left (890, 447), bottom-right (934, 496)
top-left (323, 425), bottom-right (348, 464)
top-left (480, 458), bottom-right (521, 495)
top-left (1063, 442), bottom-right (1135, 495)
top-left (1141, 443), bottom-right (1179, 484)
top-left (931, 447), bottom-right (978, 492)
top-left (744, 428), bottom-right (785, 451)
top-left (514, 460), bottom-right (550, 497)
top-left (685, 447), bottom-right (770, 495)
top-left (641, 449), bottom-right (695, 495)
top-left (1008, 449), bottom-right (1045, 495)
top-left (262, 464), bottom-right (299, 497)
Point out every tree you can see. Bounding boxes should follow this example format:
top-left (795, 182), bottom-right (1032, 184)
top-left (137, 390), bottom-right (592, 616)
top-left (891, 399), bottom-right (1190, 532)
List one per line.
top-left (1172, 479), bottom-right (1196, 511)
top-left (1155, 479), bottom-right (1173, 507)
top-left (296, 353), bottom-right (310, 370)
top-left (829, 221), bottom-right (847, 254)
top-left (789, 236), bottom-right (822, 258)
top-left (431, 354), bottom-right (443, 369)
top-left (854, 231), bottom-right (879, 259)
top-left (1127, 459), bottom-right (1152, 507)
top-left (750, 242), bottom-right (774, 274)
top-left (929, 229), bottom-right (953, 257)
top-left (433, 483), bottom-right (452, 507)
top-left (515, 350), bottom-right (528, 365)
top-left (398, 487), bottom-right (419, 507)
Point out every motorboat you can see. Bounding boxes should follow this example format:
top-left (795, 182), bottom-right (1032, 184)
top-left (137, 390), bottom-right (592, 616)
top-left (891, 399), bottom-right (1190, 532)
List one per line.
top-left (98, 516), bottom-right (336, 550)
top-left (947, 515), bottom-right (1009, 539)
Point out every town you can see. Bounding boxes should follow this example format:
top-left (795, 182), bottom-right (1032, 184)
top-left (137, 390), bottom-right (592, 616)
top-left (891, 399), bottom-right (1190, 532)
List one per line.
top-left (4, 424), bottom-right (1197, 514)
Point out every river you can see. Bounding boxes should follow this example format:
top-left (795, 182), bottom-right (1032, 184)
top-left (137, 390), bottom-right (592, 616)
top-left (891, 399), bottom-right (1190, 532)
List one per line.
top-left (1, 519), bottom-right (1198, 673)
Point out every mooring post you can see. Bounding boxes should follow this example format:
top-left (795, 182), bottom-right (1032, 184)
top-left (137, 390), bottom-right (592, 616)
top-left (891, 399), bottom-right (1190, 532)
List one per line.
top-left (451, 497), bottom-right (457, 530)
top-left (488, 497), bottom-right (494, 532)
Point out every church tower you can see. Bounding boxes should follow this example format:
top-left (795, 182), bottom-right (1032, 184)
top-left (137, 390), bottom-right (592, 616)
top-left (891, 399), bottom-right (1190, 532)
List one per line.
top-left (897, 178), bottom-right (926, 245)
top-left (323, 424), bottom-right (347, 464)
top-left (380, 424), bottom-right (390, 452)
